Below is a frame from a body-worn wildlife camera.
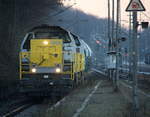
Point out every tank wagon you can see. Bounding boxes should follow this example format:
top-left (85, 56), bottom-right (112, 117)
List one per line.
top-left (19, 25), bottom-right (92, 96)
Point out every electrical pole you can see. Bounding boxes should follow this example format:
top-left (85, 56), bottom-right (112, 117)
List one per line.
top-left (129, 12), bottom-right (133, 81)
top-left (108, 0), bottom-right (111, 51)
top-left (111, 0), bottom-right (115, 84)
top-left (107, 0), bottom-right (111, 79)
top-left (115, 0), bottom-right (120, 90)
top-left (112, 0), bottom-right (115, 43)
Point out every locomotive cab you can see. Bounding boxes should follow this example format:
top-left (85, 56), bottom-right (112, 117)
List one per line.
top-left (20, 29), bottom-right (72, 74)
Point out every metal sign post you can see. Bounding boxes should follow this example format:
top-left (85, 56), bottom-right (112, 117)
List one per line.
top-left (132, 11), bottom-right (139, 117)
top-left (126, 0), bottom-right (145, 116)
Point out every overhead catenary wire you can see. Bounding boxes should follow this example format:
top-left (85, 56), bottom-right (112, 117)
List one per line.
top-left (22, 2), bottom-right (76, 31)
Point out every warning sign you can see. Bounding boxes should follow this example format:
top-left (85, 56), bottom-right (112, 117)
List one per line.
top-left (126, 0), bottom-right (145, 11)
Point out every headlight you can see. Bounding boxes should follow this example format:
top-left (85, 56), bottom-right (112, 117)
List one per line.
top-left (43, 41), bottom-right (48, 45)
top-left (31, 68), bottom-right (36, 73)
top-left (56, 68), bottom-right (61, 73)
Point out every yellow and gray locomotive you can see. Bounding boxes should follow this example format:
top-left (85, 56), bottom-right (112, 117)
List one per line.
top-left (19, 25), bottom-right (92, 96)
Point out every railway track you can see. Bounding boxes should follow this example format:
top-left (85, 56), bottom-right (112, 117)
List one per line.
top-left (1, 89), bottom-right (73, 117)
top-left (2, 102), bottom-right (33, 117)
top-left (1, 97), bottom-right (34, 117)
top-left (2, 97), bottom-right (61, 117)
top-left (118, 68), bottom-right (150, 92)
top-left (92, 68), bottom-right (150, 94)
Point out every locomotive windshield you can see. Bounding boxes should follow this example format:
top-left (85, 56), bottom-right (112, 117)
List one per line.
top-left (22, 31), bottom-right (71, 50)
top-left (34, 32), bottom-right (71, 43)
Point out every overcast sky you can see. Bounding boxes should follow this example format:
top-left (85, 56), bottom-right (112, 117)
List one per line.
top-left (64, 0), bottom-right (150, 27)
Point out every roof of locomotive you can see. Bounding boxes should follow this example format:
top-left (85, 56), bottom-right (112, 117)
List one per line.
top-left (29, 25), bottom-right (68, 33)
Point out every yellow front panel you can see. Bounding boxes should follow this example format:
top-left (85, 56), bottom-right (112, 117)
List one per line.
top-left (30, 39), bottom-right (63, 67)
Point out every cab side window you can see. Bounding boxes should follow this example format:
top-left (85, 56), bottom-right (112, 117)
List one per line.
top-left (71, 33), bottom-right (81, 46)
top-left (23, 34), bottom-right (33, 50)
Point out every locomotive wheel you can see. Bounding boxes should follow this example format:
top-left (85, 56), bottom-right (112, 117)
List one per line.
top-left (81, 75), bottom-right (85, 85)
top-left (74, 73), bottom-right (79, 88)
top-left (81, 72), bottom-right (85, 85)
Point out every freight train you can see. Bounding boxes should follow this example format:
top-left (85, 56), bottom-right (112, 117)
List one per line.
top-left (19, 25), bottom-right (92, 96)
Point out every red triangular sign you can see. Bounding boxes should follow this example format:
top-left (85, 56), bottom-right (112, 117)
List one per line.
top-left (126, 0), bottom-right (145, 11)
